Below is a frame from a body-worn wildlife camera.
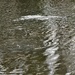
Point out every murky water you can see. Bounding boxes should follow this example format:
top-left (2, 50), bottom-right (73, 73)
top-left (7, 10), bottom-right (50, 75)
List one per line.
top-left (0, 0), bottom-right (75, 75)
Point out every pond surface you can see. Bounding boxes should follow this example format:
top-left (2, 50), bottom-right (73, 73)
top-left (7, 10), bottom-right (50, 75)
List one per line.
top-left (0, 0), bottom-right (75, 75)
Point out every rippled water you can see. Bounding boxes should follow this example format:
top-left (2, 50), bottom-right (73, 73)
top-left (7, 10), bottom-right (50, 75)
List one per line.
top-left (0, 0), bottom-right (75, 75)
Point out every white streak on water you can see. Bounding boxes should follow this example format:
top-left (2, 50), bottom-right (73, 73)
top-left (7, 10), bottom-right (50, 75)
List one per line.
top-left (13, 15), bottom-right (65, 21)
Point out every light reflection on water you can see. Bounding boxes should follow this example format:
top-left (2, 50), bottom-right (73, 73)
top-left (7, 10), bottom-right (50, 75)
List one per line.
top-left (0, 0), bottom-right (75, 75)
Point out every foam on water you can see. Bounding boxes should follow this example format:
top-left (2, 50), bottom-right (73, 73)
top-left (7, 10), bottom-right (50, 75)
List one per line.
top-left (43, 20), bottom-right (60, 75)
top-left (43, 17), bottom-right (68, 75)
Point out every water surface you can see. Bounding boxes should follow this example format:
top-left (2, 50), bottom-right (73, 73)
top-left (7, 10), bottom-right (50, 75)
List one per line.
top-left (0, 0), bottom-right (75, 75)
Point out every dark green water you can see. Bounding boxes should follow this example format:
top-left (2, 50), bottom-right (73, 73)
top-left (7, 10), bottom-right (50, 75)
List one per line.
top-left (0, 0), bottom-right (75, 75)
